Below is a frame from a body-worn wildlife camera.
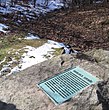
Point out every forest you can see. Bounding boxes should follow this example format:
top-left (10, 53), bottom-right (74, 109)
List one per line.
top-left (0, 0), bottom-right (108, 8)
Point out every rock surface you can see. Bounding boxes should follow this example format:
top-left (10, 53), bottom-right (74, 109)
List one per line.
top-left (97, 79), bottom-right (109, 110)
top-left (0, 49), bottom-right (109, 110)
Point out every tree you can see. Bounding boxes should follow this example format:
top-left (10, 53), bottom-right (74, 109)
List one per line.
top-left (11, 0), bottom-right (18, 6)
top-left (33, 0), bottom-right (37, 7)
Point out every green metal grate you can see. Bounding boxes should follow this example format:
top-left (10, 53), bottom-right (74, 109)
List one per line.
top-left (38, 66), bottom-right (99, 105)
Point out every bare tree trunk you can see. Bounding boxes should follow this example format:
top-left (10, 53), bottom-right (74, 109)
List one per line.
top-left (44, 0), bottom-right (49, 7)
top-left (33, 0), bottom-right (36, 7)
top-left (11, 0), bottom-right (14, 6)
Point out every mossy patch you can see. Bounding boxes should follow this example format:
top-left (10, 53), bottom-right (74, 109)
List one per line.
top-left (52, 47), bottom-right (64, 56)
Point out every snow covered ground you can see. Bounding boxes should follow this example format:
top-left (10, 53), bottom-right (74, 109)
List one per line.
top-left (10, 40), bottom-right (69, 75)
top-left (0, 23), bottom-right (9, 33)
top-left (0, 0), bottom-right (64, 20)
top-left (0, 34), bottom-right (72, 76)
top-left (25, 33), bottom-right (40, 40)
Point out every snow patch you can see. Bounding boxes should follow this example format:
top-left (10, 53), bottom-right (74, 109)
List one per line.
top-left (47, 0), bottom-right (64, 10)
top-left (0, 57), bottom-right (6, 65)
top-left (25, 33), bottom-right (40, 40)
top-left (0, 23), bottom-right (9, 33)
top-left (4, 40), bottom-right (70, 76)
top-left (0, 0), bottom-right (64, 21)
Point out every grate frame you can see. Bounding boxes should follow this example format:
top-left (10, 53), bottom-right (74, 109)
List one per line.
top-left (37, 66), bottom-right (99, 105)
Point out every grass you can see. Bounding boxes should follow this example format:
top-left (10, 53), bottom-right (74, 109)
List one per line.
top-left (52, 47), bottom-right (64, 56)
top-left (0, 48), bottom-right (9, 62)
top-left (42, 47), bottom-right (64, 60)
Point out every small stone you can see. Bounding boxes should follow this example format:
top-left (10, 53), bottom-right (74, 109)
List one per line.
top-left (29, 56), bottom-right (35, 58)
top-left (0, 67), bottom-right (11, 76)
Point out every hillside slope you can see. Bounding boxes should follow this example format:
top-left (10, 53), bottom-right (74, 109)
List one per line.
top-left (7, 5), bottom-right (109, 52)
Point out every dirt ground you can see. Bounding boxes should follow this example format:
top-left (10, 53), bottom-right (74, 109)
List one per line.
top-left (33, 5), bottom-right (109, 52)
top-left (2, 4), bottom-right (109, 52)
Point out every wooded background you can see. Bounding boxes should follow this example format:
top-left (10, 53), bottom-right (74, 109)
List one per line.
top-left (0, 0), bottom-right (109, 8)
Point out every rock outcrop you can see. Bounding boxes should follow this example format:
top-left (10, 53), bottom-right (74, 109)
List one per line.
top-left (97, 79), bottom-right (109, 110)
top-left (0, 49), bottom-right (109, 110)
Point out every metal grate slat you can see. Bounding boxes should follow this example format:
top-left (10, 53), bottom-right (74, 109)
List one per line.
top-left (38, 66), bottom-right (99, 105)
top-left (65, 72), bottom-right (89, 86)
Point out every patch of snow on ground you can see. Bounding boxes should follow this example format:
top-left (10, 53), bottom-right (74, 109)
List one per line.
top-left (6, 40), bottom-right (70, 75)
top-left (47, 40), bottom-right (70, 54)
top-left (0, 57), bottom-right (6, 65)
top-left (0, 23), bottom-right (9, 33)
top-left (47, 0), bottom-right (64, 10)
top-left (0, 0), bottom-right (64, 20)
top-left (25, 33), bottom-right (40, 40)
top-left (0, 6), bottom-right (12, 14)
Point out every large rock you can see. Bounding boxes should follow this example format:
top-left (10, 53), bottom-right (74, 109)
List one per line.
top-left (85, 49), bottom-right (109, 68)
top-left (0, 50), bottom-right (109, 110)
top-left (97, 79), bottom-right (109, 110)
